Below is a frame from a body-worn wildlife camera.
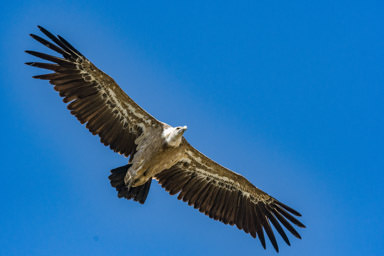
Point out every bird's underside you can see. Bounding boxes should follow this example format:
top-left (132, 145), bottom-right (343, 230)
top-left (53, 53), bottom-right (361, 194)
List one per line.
top-left (26, 26), bottom-right (305, 252)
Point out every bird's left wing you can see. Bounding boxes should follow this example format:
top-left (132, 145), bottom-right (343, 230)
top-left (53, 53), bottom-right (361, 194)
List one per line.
top-left (155, 139), bottom-right (305, 252)
top-left (26, 26), bottom-right (162, 158)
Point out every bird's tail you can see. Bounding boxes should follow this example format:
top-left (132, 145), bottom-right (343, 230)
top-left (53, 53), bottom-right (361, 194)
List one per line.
top-left (109, 164), bottom-right (152, 204)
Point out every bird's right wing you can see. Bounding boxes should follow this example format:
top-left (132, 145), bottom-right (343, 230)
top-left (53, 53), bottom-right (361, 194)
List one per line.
top-left (26, 26), bottom-right (162, 158)
top-left (156, 139), bottom-right (305, 252)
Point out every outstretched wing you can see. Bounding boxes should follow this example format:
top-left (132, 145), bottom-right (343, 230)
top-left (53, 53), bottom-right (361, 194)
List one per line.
top-left (155, 139), bottom-right (305, 252)
top-left (26, 26), bottom-right (162, 158)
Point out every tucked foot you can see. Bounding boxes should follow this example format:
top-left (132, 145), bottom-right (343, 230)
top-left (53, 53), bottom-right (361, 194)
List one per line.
top-left (109, 164), bottom-right (152, 204)
top-left (124, 168), bottom-right (137, 190)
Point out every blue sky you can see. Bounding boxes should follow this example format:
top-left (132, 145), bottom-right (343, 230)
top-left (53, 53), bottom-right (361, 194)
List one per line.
top-left (1, 1), bottom-right (383, 255)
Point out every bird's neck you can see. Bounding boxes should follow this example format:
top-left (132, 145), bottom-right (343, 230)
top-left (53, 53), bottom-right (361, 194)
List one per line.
top-left (162, 127), bottom-right (183, 147)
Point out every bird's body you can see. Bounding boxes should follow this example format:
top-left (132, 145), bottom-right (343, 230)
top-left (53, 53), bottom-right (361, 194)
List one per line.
top-left (26, 26), bottom-right (305, 252)
top-left (127, 126), bottom-right (187, 187)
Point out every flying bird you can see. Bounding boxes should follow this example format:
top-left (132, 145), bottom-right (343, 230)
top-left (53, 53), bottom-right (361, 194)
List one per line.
top-left (26, 26), bottom-right (305, 252)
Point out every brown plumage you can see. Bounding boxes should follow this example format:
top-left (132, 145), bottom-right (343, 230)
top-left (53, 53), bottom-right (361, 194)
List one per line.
top-left (26, 26), bottom-right (305, 252)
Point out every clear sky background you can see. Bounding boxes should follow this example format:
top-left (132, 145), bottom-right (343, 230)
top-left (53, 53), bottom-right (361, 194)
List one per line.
top-left (1, 1), bottom-right (383, 255)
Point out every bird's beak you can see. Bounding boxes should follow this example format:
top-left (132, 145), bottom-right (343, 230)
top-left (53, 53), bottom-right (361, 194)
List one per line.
top-left (182, 126), bottom-right (188, 131)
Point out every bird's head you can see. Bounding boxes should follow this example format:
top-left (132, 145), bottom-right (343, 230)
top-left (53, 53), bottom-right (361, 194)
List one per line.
top-left (163, 126), bottom-right (187, 147)
top-left (175, 125), bottom-right (188, 135)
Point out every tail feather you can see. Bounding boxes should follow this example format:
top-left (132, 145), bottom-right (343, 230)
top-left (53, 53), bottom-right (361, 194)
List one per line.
top-left (109, 164), bottom-right (152, 204)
